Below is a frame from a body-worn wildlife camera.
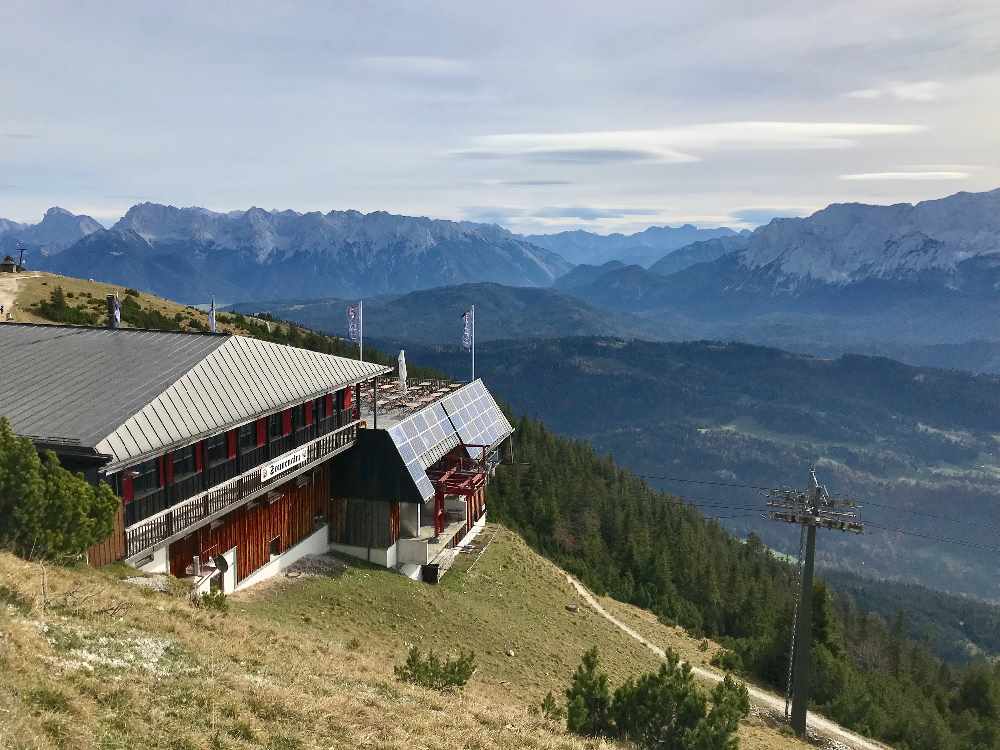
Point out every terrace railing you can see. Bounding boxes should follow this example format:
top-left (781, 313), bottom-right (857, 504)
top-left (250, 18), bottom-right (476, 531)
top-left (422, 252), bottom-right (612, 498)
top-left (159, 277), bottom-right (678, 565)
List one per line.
top-left (125, 420), bottom-right (359, 560)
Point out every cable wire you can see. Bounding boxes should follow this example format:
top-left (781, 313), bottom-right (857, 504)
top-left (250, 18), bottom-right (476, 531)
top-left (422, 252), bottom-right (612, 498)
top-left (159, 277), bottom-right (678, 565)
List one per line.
top-left (636, 473), bottom-right (773, 491)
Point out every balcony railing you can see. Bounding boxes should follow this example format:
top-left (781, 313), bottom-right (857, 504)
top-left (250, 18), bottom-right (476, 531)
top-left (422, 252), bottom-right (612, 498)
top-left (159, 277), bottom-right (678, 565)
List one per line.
top-left (125, 420), bottom-right (360, 560)
top-left (269, 434), bottom-right (293, 458)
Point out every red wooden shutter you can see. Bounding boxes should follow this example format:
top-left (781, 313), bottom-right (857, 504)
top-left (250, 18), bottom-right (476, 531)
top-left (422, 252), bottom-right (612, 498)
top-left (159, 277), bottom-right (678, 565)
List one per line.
top-left (304, 401), bottom-right (313, 426)
top-left (343, 387), bottom-right (353, 409)
top-left (282, 409), bottom-right (292, 435)
top-left (122, 474), bottom-right (134, 504)
top-left (256, 418), bottom-right (267, 446)
top-left (227, 429), bottom-right (237, 460)
top-left (164, 453), bottom-right (175, 484)
top-left (325, 393), bottom-right (334, 415)
top-left (158, 456), bottom-right (166, 487)
top-left (195, 442), bottom-right (204, 473)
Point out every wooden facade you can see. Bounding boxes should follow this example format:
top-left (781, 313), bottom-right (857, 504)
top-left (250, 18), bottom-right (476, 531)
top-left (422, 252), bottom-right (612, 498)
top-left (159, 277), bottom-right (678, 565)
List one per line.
top-left (329, 497), bottom-right (399, 549)
top-left (167, 463), bottom-right (330, 582)
top-left (86, 504), bottom-right (125, 567)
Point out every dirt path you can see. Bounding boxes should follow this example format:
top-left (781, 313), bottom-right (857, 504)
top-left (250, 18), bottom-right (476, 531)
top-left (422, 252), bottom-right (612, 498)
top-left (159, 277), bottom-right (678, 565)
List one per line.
top-left (564, 572), bottom-right (890, 750)
top-left (0, 272), bottom-right (40, 321)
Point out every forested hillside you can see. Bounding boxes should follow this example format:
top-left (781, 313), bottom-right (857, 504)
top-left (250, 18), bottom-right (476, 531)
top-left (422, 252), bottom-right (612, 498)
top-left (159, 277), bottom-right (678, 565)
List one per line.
top-left (822, 569), bottom-right (1000, 664)
top-left (489, 415), bottom-right (1000, 750)
top-left (415, 337), bottom-right (1000, 600)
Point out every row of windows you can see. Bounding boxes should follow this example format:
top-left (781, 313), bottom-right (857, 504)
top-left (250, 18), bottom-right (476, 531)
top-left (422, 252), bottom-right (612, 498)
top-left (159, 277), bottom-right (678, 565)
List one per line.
top-left (124, 389), bottom-right (355, 503)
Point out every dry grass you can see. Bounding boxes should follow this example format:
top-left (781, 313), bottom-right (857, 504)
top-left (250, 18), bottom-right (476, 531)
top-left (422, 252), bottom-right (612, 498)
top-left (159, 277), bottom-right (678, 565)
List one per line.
top-left (7, 271), bottom-right (278, 335)
top-left (0, 526), bottom-right (813, 750)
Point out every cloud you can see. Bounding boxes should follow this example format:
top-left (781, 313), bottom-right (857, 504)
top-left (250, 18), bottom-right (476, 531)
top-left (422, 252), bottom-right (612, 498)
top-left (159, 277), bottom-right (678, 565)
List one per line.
top-left (3, 132), bottom-right (37, 139)
top-left (462, 206), bottom-right (529, 224)
top-left (731, 207), bottom-right (814, 225)
top-left (488, 179), bottom-right (573, 186)
top-left (459, 147), bottom-right (669, 164)
top-left (845, 88), bottom-right (883, 100)
top-left (532, 206), bottom-right (660, 220)
top-left (845, 80), bottom-right (944, 102)
top-left (840, 171), bottom-right (969, 181)
top-left (358, 56), bottom-right (472, 78)
top-left (462, 205), bottom-right (660, 224)
top-left (454, 121), bottom-right (925, 163)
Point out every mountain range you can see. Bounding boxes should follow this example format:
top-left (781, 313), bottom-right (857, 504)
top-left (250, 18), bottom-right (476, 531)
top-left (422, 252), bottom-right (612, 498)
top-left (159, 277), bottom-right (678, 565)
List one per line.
top-left (525, 224), bottom-right (744, 266)
top-left (8, 187), bottom-right (1000, 372)
top-left (550, 189), bottom-right (1000, 369)
top-left (20, 203), bottom-right (571, 303)
top-left (0, 206), bottom-right (103, 256)
top-left (226, 282), bottom-right (666, 344)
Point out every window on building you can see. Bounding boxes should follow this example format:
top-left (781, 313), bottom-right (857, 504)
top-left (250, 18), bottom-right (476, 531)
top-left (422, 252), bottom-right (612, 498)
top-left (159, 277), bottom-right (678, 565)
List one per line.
top-left (292, 404), bottom-right (305, 430)
top-left (316, 396), bottom-right (327, 420)
top-left (269, 413), bottom-right (283, 441)
top-left (238, 422), bottom-right (256, 451)
top-left (131, 458), bottom-right (160, 497)
top-left (204, 433), bottom-right (228, 466)
top-left (172, 445), bottom-right (198, 478)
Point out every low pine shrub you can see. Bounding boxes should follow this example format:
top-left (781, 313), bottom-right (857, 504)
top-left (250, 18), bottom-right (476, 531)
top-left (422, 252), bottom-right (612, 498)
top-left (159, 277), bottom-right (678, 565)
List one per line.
top-left (710, 648), bottom-right (743, 673)
top-left (393, 646), bottom-right (475, 691)
top-left (196, 591), bottom-right (228, 613)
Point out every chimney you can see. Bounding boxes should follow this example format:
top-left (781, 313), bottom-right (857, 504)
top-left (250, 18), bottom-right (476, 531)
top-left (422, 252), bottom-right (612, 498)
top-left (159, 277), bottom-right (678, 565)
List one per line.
top-left (106, 294), bottom-right (120, 329)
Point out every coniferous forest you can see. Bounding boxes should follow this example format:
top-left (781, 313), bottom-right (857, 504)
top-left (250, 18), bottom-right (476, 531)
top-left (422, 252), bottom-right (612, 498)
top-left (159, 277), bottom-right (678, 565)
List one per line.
top-left (489, 415), bottom-right (1000, 750)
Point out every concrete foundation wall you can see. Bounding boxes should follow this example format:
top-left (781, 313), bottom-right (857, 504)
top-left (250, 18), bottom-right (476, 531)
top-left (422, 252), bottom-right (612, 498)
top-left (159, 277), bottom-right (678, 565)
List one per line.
top-left (400, 503), bottom-right (420, 537)
top-left (137, 546), bottom-right (168, 574)
top-left (236, 525), bottom-right (330, 591)
top-left (328, 541), bottom-right (397, 568)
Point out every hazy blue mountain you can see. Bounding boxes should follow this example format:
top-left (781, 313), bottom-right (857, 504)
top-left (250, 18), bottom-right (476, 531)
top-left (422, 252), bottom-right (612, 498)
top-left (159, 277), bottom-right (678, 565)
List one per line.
top-left (552, 260), bottom-right (627, 291)
top-left (226, 282), bottom-right (659, 344)
top-left (739, 188), bottom-right (1000, 285)
top-left (412, 336), bottom-right (1000, 600)
top-left (648, 234), bottom-right (749, 276)
top-left (525, 224), bottom-right (742, 266)
top-left (552, 188), bottom-right (1000, 368)
top-left (0, 207), bottom-right (103, 257)
top-left (36, 203), bottom-right (572, 303)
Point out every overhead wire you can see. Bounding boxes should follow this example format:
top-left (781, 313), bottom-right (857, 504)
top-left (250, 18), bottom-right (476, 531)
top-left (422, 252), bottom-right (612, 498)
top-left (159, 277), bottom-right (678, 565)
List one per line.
top-left (638, 471), bottom-right (1000, 539)
top-left (633, 471), bottom-right (999, 553)
top-left (863, 521), bottom-right (1000, 554)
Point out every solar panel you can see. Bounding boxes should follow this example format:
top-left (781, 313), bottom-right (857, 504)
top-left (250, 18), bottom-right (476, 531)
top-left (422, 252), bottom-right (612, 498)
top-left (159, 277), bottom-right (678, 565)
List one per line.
top-left (384, 381), bottom-right (514, 501)
top-left (386, 401), bottom-right (461, 501)
top-left (440, 380), bottom-right (514, 459)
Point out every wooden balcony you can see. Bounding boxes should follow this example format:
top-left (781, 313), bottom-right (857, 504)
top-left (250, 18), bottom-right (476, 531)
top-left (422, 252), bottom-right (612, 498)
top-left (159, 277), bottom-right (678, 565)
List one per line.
top-left (125, 420), bottom-right (360, 560)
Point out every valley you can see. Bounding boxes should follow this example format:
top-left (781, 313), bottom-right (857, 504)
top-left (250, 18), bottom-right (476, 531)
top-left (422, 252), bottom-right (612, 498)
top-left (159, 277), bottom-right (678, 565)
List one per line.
top-left (408, 337), bottom-right (1000, 600)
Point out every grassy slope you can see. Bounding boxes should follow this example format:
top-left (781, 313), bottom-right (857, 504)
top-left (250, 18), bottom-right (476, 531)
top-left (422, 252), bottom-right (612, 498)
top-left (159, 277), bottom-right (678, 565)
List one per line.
top-left (9, 271), bottom-right (266, 334)
top-left (0, 526), bottom-right (808, 750)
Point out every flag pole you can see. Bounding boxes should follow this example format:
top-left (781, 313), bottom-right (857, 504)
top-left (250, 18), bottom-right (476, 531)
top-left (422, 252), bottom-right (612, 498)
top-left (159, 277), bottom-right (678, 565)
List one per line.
top-left (359, 298), bottom-right (364, 362)
top-left (471, 304), bottom-right (475, 382)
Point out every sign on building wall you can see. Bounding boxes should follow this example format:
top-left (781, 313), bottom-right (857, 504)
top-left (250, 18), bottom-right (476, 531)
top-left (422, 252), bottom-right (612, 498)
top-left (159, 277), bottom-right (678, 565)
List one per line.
top-left (261, 447), bottom-right (308, 482)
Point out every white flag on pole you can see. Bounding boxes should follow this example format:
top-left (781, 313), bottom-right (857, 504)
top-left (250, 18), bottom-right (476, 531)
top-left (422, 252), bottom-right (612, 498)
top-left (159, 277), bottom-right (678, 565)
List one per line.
top-left (398, 349), bottom-right (408, 393)
top-left (462, 309), bottom-right (473, 351)
top-left (347, 303), bottom-right (360, 342)
top-left (208, 298), bottom-right (216, 333)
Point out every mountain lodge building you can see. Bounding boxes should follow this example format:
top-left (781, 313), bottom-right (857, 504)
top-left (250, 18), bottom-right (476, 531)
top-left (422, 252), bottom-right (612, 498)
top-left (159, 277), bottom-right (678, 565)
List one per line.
top-left (0, 323), bottom-right (512, 591)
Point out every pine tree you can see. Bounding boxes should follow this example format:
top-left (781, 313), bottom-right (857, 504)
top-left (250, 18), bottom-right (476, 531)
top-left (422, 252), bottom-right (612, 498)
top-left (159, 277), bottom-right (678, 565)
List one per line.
top-left (0, 418), bottom-right (118, 560)
top-left (565, 647), bottom-right (611, 737)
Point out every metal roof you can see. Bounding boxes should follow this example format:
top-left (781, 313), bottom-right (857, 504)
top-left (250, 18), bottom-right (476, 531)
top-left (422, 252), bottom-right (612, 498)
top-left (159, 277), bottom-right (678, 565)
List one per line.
top-left (0, 324), bottom-right (390, 471)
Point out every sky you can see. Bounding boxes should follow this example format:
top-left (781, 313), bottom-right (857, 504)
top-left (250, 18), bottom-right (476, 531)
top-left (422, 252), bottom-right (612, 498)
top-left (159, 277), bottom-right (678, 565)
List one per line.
top-left (2, 0), bottom-right (999, 234)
